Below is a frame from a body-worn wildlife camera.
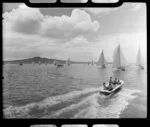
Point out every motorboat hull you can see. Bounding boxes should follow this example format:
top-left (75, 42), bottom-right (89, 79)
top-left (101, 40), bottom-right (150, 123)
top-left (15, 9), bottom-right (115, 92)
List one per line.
top-left (100, 80), bottom-right (124, 96)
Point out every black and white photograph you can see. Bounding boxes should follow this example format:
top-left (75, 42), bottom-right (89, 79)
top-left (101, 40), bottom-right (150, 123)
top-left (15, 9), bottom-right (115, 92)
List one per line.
top-left (2, 0), bottom-right (147, 118)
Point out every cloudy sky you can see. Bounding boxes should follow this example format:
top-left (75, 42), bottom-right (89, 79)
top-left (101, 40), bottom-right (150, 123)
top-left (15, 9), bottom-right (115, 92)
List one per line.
top-left (3, 1), bottom-right (146, 63)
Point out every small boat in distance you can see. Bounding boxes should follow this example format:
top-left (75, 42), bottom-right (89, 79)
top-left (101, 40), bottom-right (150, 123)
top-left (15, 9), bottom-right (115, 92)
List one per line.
top-left (136, 45), bottom-right (144, 69)
top-left (53, 59), bottom-right (64, 68)
top-left (97, 50), bottom-right (107, 68)
top-left (100, 80), bottom-right (124, 96)
top-left (19, 63), bottom-right (23, 66)
top-left (56, 64), bottom-right (63, 67)
top-left (112, 44), bottom-right (127, 71)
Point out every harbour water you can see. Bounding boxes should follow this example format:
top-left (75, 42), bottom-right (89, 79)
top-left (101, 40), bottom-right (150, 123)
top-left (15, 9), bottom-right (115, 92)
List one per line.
top-left (3, 64), bottom-right (147, 118)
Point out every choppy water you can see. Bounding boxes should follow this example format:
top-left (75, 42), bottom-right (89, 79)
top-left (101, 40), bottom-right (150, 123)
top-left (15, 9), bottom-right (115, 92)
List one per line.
top-left (3, 64), bottom-right (147, 118)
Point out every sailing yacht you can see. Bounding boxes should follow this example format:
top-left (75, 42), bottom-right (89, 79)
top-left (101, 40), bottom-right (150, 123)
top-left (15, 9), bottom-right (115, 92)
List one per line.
top-left (112, 44), bottom-right (127, 71)
top-left (97, 50), bottom-right (107, 68)
top-left (53, 59), bottom-right (57, 66)
top-left (136, 46), bottom-right (144, 69)
top-left (66, 58), bottom-right (71, 66)
top-left (91, 60), bottom-right (94, 65)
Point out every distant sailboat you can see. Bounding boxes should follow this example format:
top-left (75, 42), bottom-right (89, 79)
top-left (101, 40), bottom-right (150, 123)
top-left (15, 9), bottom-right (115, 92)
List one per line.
top-left (66, 58), bottom-right (71, 66)
top-left (112, 44), bottom-right (127, 71)
top-left (53, 59), bottom-right (56, 65)
top-left (97, 50), bottom-right (107, 68)
top-left (136, 46), bottom-right (144, 69)
top-left (91, 60), bottom-right (94, 65)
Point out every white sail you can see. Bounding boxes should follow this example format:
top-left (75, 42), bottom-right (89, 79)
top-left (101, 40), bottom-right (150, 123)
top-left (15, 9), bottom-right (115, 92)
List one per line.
top-left (53, 59), bottom-right (56, 65)
top-left (97, 50), bottom-right (107, 67)
top-left (136, 47), bottom-right (144, 66)
top-left (112, 44), bottom-right (127, 68)
top-left (91, 60), bottom-right (94, 65)
top-left (66, 58), bottom-right (71, 65)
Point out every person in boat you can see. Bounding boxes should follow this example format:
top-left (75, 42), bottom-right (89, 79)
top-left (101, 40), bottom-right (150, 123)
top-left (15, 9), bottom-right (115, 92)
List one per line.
top-left (108, 77), bottom-right (114, 91)
top-left (108, 83), bottom-right (113, 91)
top-left (109, 77), bottom-right (113, 84)
top-left (103, 82), bottom-right (112, 91)
top-left (103, 83), bottom-right (107, 90)
top-left (117, 79), bottom-right (121, 84)
top-left (114, 78), bottom-right (118, 85)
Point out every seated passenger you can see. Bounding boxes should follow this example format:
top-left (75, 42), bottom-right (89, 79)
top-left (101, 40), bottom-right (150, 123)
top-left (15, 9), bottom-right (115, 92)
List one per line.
top-left (103, 83), bottom-right (107, 90)
top-left (114, 78), bottom-right (118, 85)
top-left (108, 83), bottom-right (113, 91)
top-left (118, 80), bottom-right (121, 84)
top-left (109, 77), bottom-right (113, 84)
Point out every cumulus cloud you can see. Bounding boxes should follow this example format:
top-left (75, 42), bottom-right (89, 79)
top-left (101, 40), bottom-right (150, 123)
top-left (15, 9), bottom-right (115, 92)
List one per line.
top-left (3, 4), bottom-right (100, 39)
top-left (40, 9), bottom-right (99, 38)
top-left (3, 4), bottom-right (43, 34)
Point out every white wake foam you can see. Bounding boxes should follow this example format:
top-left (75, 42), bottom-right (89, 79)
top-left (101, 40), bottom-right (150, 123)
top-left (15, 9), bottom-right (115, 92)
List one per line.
top-left (73, 88), bottom-right (141, 118)
top-left (41, 88), bottom-right (141, 118)
top-left (43, 94), bottom-right (97, 118)
top-left (4, 87), bottom-right (141, 118)
top-left (4, 87), bottom-right (99, 118)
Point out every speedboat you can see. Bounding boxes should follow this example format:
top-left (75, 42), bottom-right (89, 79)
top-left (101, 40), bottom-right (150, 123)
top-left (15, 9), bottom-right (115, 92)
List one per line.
top-left (100, 80), bottom-right (124, 96)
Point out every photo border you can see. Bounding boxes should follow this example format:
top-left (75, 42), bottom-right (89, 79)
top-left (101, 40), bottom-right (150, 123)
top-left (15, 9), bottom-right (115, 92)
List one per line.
top-left (1, 0), bottom-right (149, 126)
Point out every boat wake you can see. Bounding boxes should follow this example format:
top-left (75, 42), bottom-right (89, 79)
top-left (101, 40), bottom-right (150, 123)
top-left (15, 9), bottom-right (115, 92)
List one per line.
top-left (4, 87), bottom-right (141, 118)
top-left (3, 87), bottom-right (99, 118)
top-left (73, 89), bottom-right (141, 118)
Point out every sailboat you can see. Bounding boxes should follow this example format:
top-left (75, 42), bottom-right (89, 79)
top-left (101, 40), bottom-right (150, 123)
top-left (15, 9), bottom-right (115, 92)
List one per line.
top-left (136, 46), bottom-right (144, 69)
top-left (97, 50), bottom-right (107, 68)
top-left (91, 60), bottom-right (94, 65)
top-left (53, 59), bottom-right (56, 66)
top-left (112, 44), bottom-right (127, 71)
top-left (66, 58), bottom-right (71, 66)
